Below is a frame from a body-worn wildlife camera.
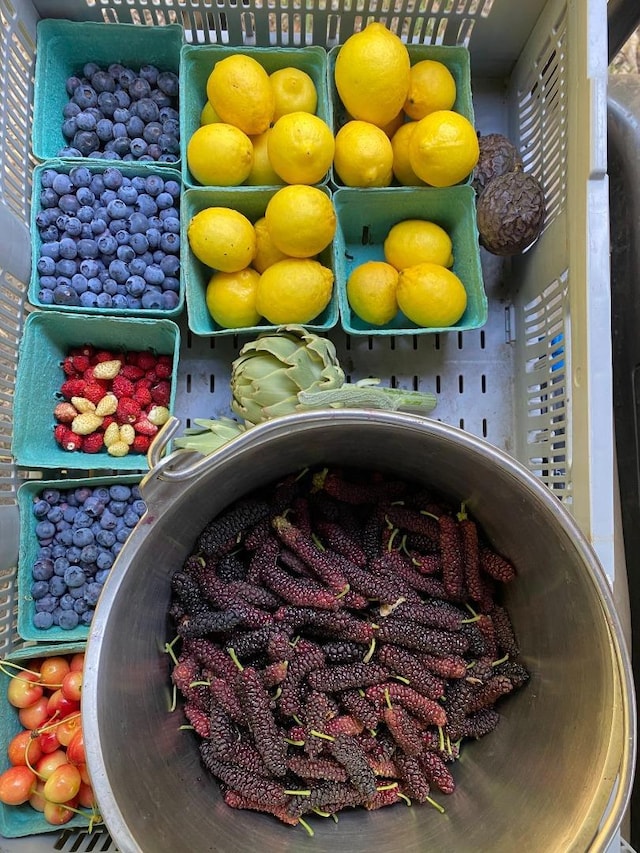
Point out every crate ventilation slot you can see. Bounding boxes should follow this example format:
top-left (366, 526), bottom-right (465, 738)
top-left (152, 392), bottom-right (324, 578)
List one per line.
top-left (53, 828), bottom-right (118, 852)
top-left (516, 6), bottom-right (567, 231)
top-left (523, 271), bottom-right (569, 502)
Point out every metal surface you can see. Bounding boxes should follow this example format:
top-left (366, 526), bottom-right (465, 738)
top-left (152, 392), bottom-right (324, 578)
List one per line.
top-left (607, 0), bottom-right (640, 63)
top-left (83, 411), bottom-right (634, 853)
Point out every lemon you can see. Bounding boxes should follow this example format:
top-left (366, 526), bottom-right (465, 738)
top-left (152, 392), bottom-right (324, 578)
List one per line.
top-left (346, 261), bottom-right (399, 325)
top-left (264, 185), bottom-right (336, 258)
top-left (333, 120), bottom-right (394, 188)
top-left (270, 67), bottom-right (318, 121)
top-left (390, 122), bottom-right (426, 186)
top-left (379, 110), bottom-right (405, 139)
top-left (409, 110), bottom-right (480, 187)
top-left (200, 100), bottom-right (221, 125)
top-left (187, 123), bottom-right (253, 186)
top-left (334, 23), bottom-right (410, 128)
top-left (252, 217), bottom-right (291, 273)
top-left (206, 54), bottom-right (275, 136)
top-left (205, 268), bottom-right (262, 328)
top-left (404, 60), bottom-right (457, 121)
top-left (256, 258), bottom-right (334, 324)
top-left (188, 207), bottom-right (256, 273)
top-left (384, 220), bottom-right (453, 270)
top-left (396, 262), bottom-right (467, 327)
top-left (268, 112), bottom-right (335, 185)
top-left (246, 130), bottom-right (286, 187)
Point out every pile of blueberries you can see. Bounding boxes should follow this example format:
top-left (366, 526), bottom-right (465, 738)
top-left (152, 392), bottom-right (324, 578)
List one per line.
top-left (29, 483), bottom-right (146, 631)
top-left (58, 62), bottom-right (179, 162)
top-left (36, 165), bottom-right (180, 310)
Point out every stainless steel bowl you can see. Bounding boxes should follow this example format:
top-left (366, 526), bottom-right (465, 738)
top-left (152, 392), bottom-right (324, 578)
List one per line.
top-left (83, 410), bottom-right (635, 853)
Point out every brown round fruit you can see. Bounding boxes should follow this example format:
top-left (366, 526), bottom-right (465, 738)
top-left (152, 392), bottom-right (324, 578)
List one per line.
top-left (476, 170), bottom-right (545, 256)
top-left (471, 132), bottom-right (522, 195)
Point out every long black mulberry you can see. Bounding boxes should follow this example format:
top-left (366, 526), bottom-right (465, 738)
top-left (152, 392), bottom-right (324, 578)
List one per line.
top-left (197, 499), bottom-right (271, 558)
top-left (235, 666), bottom-right (287, 777)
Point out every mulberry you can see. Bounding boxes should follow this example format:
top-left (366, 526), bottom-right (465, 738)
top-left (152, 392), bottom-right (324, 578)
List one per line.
top-left (459, 514), bottom-right (483, 602)
top-left (328, 734), bottom-right (378, 799)
top-left (382, 704), bottom-right (424, 757)
top-left (479, 544), bottom-right (516, 583)
top-left (421, 750), bottom-right (456, 794)
top-left (200, 744), bottom-right (288, 807)
top-left (209, 676), bottom-right (244, 722)
top-left (366, 683), bottom-right (446, 727)
top-left (236, 666), bottom-right (287, 777)
top-left (464, 675), bottom-right (514, 714)
top-left (383, 505), bottom-right (440, 540)
top-left (308, 662), bottom-right (389, 693)
top-left (287, 755), bottom-right (348, 783)
top-left (462, 707), bottom-right (501, 739)
top-left (170, 571), bottom-right (208, 617)
top-left (340, 689), bottom-right (380, 730)
top-left (376, 619), bottom-right (470, 657)
top-left (439, 514), bottom-right (465, 601)
top-left (276, 607), bottom-right (374, 645)
top-left (272, 515), bottom-right (348, 594)
top-left (390, 598), bottom-right (466, 632)
top-left (261, 562), bottom-right (338, 611)
top-left (183, 704), bottom-right (210, 738)
top-left (197, 499), bottom-right (271, 558)
top-left (314, 519), bottom-right (368, 566)
top-left (490, 604), bottom-right (520, 656)
top-left (223, 789), bottom-right (299, 826)
top-left (395, 753), bottom-right (431, 802)
top-left (376, 645), bottom-right (446, 700)
top-left (279, 639), bottom-right (326, 717)
top-left (321, 640), bottom-right (366, 665)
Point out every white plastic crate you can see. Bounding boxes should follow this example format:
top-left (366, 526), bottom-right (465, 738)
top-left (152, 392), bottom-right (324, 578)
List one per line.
top-left (0, 0), bottom-right (624, 850)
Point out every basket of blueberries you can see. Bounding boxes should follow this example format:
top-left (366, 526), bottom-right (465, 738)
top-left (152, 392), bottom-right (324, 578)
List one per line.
top-left (29, 160), bottom-right (182, 315)
top-left (17, 477), bottom-right (146, 642)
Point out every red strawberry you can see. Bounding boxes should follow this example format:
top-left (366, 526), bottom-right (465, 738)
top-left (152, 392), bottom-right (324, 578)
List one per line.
top-left (83, 432), bottom-right (105, 454)
top-left (136, 352), bottom-right (158, 371)
top-left (132, 385), bottom-right (153, 407)
top-left (69, 345), bottom-right (94, 359)
top-left (82, 367), bottom-right (96, 382)
top-left (102, 415), bottom-right (117, 431)
top-left (60, 379), bottom-right (86, 400)
top-left (93, 350), bottom-right (116, 363)
top-left (53, 425), bottom-right (83, 452)
top-left (82, 382), bottom-right (109, 405)
top-left (145, 369), bottom-right (158, 384)
top-left (120, 364), bottom-right (146, 381)
top-left (116, 397), bottom-right (142, 424)
top-left (54, 402), bottom-right (78, 424)
top-left (150, 381), bottom-right (171, 406)
top-left (132, 434), bottom-right (151, 454)
top-left (71, 354), bottom-right (91, 374)
top-left (133, 417), bottom-right (158, 437)
top-left (155, 361), bottom-right (172, 380)
top-left (62, 357), bottom-right (78, 376)
top-left (112, 375), bottom-right (135, 399)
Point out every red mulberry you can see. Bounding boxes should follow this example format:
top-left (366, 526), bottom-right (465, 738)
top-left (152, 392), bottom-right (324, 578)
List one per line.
top-left (479, 544), bottom-right (516, 583)
top-left (314, 518), bottom-right (368, 566)
top-left (366, 682), bottom-right (446, 727)
top-left (462, 707), bottom-right (501, 739)
top-left (376, 645), bottom-right (446, 700)
top-left (395, 753), bottom-right (431, 802)
top-left (421, 750), bottom-right (456, 794)
top-left (464, 675), bottom-right (514, 714)
top-left (490, 604), bottom-right (520, 656)
top-left (236, 666), bottom-right (287, 777)
top-left (261, 561), bottom-right (339, 610)
top-left (223, 789), bottom-right (299, 826)
top-left (272, 515), bottom-right (348, 594)
top-left (383, 705), bottom-right (424, 757)
top-left (439, 514), bottom-right (465, 600)
top-left (287, 755), bottom-right (349, 783)
top-left (340, 689), bottom-right (380, 730)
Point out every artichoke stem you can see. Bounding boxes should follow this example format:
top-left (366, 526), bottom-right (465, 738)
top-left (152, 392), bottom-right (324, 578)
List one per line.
top-left (297, 385), bottom-right (437, 413)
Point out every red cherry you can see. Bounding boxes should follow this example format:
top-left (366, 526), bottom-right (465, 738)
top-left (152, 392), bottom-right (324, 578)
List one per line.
top-left (7, 672), bottom-right (43, 709)
top-left (0, 765), bottom-right (36, 805)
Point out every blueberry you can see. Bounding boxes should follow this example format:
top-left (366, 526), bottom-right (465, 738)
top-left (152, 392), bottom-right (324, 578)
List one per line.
top-left (164, 180), bottom-right (181, 199)
top-left (36, 209), bottom-right (57, 229)
top-left (62, 117), bottom-right (79, 140)
top-left (83, 62), bottom-right (101, 78)
top-left (48, 576), bottom-right (67, 599)
top-left (123, 507), bottom-right (141, 528)
top-left (97, 233), bottom-right (118, 255)
top-left (76, 111), bottom-right (98, 132)
top-left (72, 84), bottom-right (98, 109)
top-left (106, 197), bottom-right (128, 219)
top-left (33, 611), bottom-right (54, 630)
top-left (130, 137), bottom-right (148, 158)
top-left (115, 230), bottom-right (131, 247)
top-left (143, 123), bottom-right (163, 146)
top-left (90, 218), bottom-right (107, 236)
top-left (130, 176), bottom-right (146, 192)
top-left (64, 565), bottom-right (86, 589)
top-left (160, 232), bottom-right (179, 254)
top-left (162, 277), bottom-right (181, 294)
top-left (72, 527), bottom-right (95, 549)
top-left (56, 519), bottom-right (72, 533)
top-left (65, 545), bottom-right (82, 563)
top-left (56, 259), bottom-right (77, 278)
top-left (77, 205), bottom-right (95, 225)
top-left (81, 290), bottom-right (100, 308)
top-left (62, 101), bottom-right (80, 120)
top-left (95, 529), bottom-right (116, 549)
top-left (74, 598), bottom-right (90, 615)
top-left (84, 582), bottom-right (104, 607)
top-left (40, 241), bottom-right (61, 262)
top-left (73, 131), bottom-right (101, 157)
top-left (141, 290), bottom-right (164, 310)
top-left (136, 97), bottom-right (160, 123)
top-left (58, 146), bottom-right (83, 158)
top-left (101, 278), bottom-right (117, 297)
top-left (32, 559), bottom-right (54, 581)
top-left (78, 258), bottom-right (99, 279)
top-left (97, 90), bottom-right (118, 115)
top-left (77, 238), bottom-right (99, 260)
top-left (60, 592), bottom-right (76, 611)
top-left (31, 580), bottom-right (50, 600)
top-left (136, 194), bottom-right (157, 217)
top-left (57, 529), bottom-right (74, 547)
top-left (113, 106), bottom-right (131, 124)
top-left (157, 71), bottom-right (179, 97)
top-left (98, 509), bottom-right (118, 531)
top-left (158, 134), bottom-right (180, 156)
top-left (112, 135), bottom-right (131, 157)
top-left (68, 273), bottom-right (87, 294)
top-left (126, 114), bottom-right (145, 138)
top-left (50, 542), bottom-right (66, 556)
top-left (58, 610), bottom-right (80, 630)
top-left (80, 543), bottom-right (99, 564)
top-left (129, 77), bottom-right (151, 100)
top-left (128, 258), bottom-right (147, 277)
top-left (37, 255), bottom-right (56, 276)
top-left (46, 506), bottom-right (64, 524)
top-left (65, 73), bottom-right (83, 95)
top-left (95, 118), bottom-right (113, 142)
top-left (40, 188), bottom-right (60, 211)
top-left (37, 288), bottom-right (54, 305)
top-left (83, 495), bottom-right (105, 517)
top-left (161, 216), bottom-right (180, 235)
top-left (103, 166), bottom-right (124, 190)
top-left (110, 293), bottom-right (127, 309)
top-left (130, 232), bottom-right (149, 255)
top-left (73, 509), bottom-right (93, 528)
top-left (125, 275), bottom-right (147, 297)
top-left (53, 283), bottom-right (79, 306)
top-left (113, 86), bottom-right (131, 108)
top-left (151, 90), bottom-right (172, 109)
top-left (162, 291), bottom-right (181, 311)
top-left (162, 118), bottom-right (180, 138)
top-left (96, 550), bottom-right (114, 570)
top-left (51, 173), bottom-right (72, 196)
top-left (118, 184), bottom-right (138, 206)
top-left (91, 69), bottom-right (116, 93)
top-left (95, 292), bottom-right (111, 308)
top-left (143, 264), bottom-right (165, 286)
top-left (35, 594), bottom-right (57, 614)
top-left (114, 246), bottom-right (133, 266)
top-left (59, 193), bottom-right (81, 215)
top-left (35, 520), bottom-right (56, 540)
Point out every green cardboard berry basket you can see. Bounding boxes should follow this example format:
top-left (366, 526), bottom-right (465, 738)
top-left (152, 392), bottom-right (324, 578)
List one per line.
top-left (332, 185), bottom-right (487, 335)
top-left (182, 185), bottom-right (339, 336)
top-left (32, 19), bottom-right (183, 166)
top-left (16, 476), bottom-right (144, 644)
top-left (0, 641), bottom-right (89, 837)
top-left (328, 43), bottom-right (475, 188)
top-left (29, 159), bottom-right (184, 318)
top-left (180, 44), bottom-right (331, 189)
top-left (11, 311), bottom-right (180, 470)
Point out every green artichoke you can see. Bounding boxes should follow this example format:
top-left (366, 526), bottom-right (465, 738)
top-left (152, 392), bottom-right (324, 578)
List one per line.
top-left (173, 417), bottom-right (246, 455)
top-left (231, 326), bottom-right (345, 426)
top-left (231, 325), bottom-right (437, 427)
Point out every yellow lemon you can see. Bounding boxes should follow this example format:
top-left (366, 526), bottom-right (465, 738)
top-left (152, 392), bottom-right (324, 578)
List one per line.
top-left (206, 54), bottom-right (275, 136)
top-left (188, 207), bottom-right (256, 273)
top-left (246, 130), bottom-right (286, 187)
top-left (267, 112), bottom-right (335, 185)
top-left (200, 100), bottom-right (221, 125)
top-left (396, 262), bottom-right (467, 327)
top-left (334, 23), bottom-right (410, 128)
top-left (379, 110), bottom-right (405, 139)
top-left (404, 60), bottom-right (457, 120)
top-left (346, 261), bottom-right (399, 325)
top-left (205, 268), bottom-right (262, 328)
top-left (264, 185), bottom-right (336, 258)
top-left (270, 67), bottom-right (318, 120)
top-left (187, 123), bottom-right (253, 186)
top-left (252, 217), bottom-right (291, 273)
top-left (390, 122), bottom-right (426, 186)
top-left (333, 120), bottom-right (394, 188)
top-left (256, 258), bottom-right (334, 324)
top-left (384, 220), bottom-right (453, 270)
top-left (409, 110), bottom-right (480, 187)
